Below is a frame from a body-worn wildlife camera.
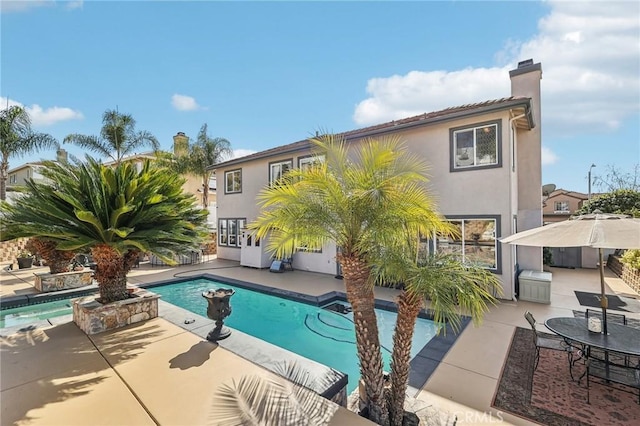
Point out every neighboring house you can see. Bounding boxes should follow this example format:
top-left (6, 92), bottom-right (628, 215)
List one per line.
top-left (543, 189), bottom-right (589, 224)
top-left (211, 59), bottom-right (544, 300)
top-left (542, 188), bottom-right (604, 269)
top-left (102, 133), bottom-right (218, 228)
top-left (5, 149), bottom-right (69, 203)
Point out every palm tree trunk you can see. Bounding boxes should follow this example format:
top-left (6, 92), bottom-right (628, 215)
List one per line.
top-left (389, 290), bottom-right (423, 426)
top-left (91, 245), bottom-right (138, 303)
top-left (339, 253), bottom-right (389, 426)
top-left (0, 157), bottom-right (8, 201)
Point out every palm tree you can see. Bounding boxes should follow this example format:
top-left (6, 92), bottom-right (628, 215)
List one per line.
top-left (0, 157), bottom-right (208, 303)
top-left (175, 124), bottom-right (231, 207)
top-left (64, 109), bottom-right (159, 164)
top-left (375, 250), bottom-right (501, 425)
top-left (0, 105), bottom-right (58, 200)
top-left (249, 134), bottom-right (451, 425)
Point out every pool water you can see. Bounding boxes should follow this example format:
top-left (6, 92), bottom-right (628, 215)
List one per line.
top-left (153, 278), bottom-right (439, 392)
top-left (0, 299), bottom-right (73, 329)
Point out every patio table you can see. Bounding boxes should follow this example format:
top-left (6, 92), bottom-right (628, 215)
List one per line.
top-left (545, 317), bottom-right (640, 382)
top-left (545, 317), bottom-right (640, 357)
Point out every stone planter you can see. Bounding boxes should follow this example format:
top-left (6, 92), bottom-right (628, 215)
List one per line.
top-left (34, 270), bottom-right (93, 292)
top-left (73, 289), bottom-right (160, 335)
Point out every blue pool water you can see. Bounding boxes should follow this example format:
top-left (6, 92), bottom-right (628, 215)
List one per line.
top-left (153, 278), bottom-right (439, 392)
top-left (0, 299), bottom-right (73, 329)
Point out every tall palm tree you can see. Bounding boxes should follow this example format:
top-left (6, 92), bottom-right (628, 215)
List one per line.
top-left (374, 250), bottom-right (501, 425)
top-left (180, 124), bottom-right (231, 207)
top-left (64, 109), bottom-right (159, 164)
top-left (0, 105), bottom-right (58, 200)
top-left (249, 134), bottom-right (451, 425)
top-left (1, 157), bottom-right (208, 303)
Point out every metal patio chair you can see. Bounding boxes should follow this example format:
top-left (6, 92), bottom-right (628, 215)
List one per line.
top-left (524, 311), bottom-right (576, 378)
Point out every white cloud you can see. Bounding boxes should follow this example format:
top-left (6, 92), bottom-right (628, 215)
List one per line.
top-left (171, 94), bottom-right (201, 111)
top-left (0, 0), bottom-right (52, 13)
top-left (353, 67), bottom-right (510, 125)
top-left (353, 0), bottom-right (640, 137)
top-left (65, 1), bottom-right (83, 11)
top-left (0, 1), bottom-right (82, 13)
top-left (541, 146), bottom-right (559, 166)
top-left (0, 97), bottom-right (83, 126)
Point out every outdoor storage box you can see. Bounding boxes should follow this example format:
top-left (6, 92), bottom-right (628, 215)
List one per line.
top-left (519, 270), bottom-right (552, 304)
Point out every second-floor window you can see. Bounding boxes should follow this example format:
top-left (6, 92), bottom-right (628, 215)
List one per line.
top-left (269, 160), bottom-right (292, 185)
top-left (451, 121), bottom-right (500, 171)
top-left (225, 169), bottom-right (242, 194)
top-left (299, 154), bottom-right (325, 171)
top-left (9, 174), bottom-right (17, 184)
top-left (554, 201), bottom-right (570, 213)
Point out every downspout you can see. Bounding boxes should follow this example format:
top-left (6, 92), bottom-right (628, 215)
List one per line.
top-left (508, 112), bottom-right (526, 301)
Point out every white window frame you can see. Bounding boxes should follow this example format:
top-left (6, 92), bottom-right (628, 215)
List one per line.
top-left (450, 121), bottom-right (501, 171)
top-left (298, 154), bottom-right (325, 171)
top-left (224, 169), bottom-right (242, 194)
top-left (218, 218), bottom-right (245, 247)
top-left (269, 159), bottom-right (293, 185)
top-left (435, 216), bottom-right (500, 273)
top-left (554, 201), bottom-right (570, 214)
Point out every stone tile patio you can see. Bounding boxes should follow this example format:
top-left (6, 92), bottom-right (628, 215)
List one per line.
top-left (1, 257), bottom-right (639, 425)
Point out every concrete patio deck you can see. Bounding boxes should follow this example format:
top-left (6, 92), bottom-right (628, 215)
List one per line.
top-left (2, 257), bottom-right (639, 425)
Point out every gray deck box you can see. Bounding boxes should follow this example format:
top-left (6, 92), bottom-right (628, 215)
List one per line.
top-left (519, 270), bottom-right (552, 304)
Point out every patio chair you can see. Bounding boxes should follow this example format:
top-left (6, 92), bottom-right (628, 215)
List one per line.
top-left (524, 311), bottom-right (575, 376)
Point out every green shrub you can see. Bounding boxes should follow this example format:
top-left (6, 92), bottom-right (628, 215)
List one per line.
top-left (621, 249), bottom-right (640, 271)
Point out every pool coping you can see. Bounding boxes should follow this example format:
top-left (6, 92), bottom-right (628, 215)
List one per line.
top-left (0, 272), bottom-right (470, 398)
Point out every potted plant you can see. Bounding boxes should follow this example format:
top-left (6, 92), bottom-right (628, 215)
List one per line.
top-left (16, 250), bottom-right (34, 269)
top-left (0, 156), bottom-right (208, 334)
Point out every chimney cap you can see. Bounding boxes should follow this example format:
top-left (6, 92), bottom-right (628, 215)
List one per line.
top-left (517, 59), bottom-right (534, 69)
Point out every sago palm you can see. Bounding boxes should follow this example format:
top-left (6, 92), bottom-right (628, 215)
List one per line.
top-left (1, 157), bottom-right (208, 303)
top-left (249, 133), bottom-right (451, 425)
top-left (374, 249), bottom-right (501, 425)
top-left (0, 105), bottom-right (58, 200)
top-left (64, 109), bottom-right (159, 164)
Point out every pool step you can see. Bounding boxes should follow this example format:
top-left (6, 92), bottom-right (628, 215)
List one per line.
top-left (304, 312), bottom-right (356, 344)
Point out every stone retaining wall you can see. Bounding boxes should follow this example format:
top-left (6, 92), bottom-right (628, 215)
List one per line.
top-left (34, 270), bottom-right (93, 292)
top-left (73, 289), bottom-right (160, 335)
top-left (607, 255), bottom-right (640, 294)
top-left (0, 238), bottom-right (30, 263)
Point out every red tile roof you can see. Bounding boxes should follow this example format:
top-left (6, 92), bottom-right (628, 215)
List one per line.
top-left (211, 96), bottom-right (532, 170)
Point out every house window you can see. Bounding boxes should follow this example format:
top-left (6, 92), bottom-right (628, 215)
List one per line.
top-left (436, 216), bottom-right (500, 272)
top-left (218, 218), bottom-right (245, 247)
top-left (554, 201), bottom-right (570, 213)
top-left (9, 174), bottom-right (17, 184)
top-left (224, 169), bottom-right (242, 194)
top-left (297, 244), bottom-right (322, 254)
top-left (298, 154), bottom-right (325, 171)
top-left (450, 121), bottom-right (501, 171)
top-left (269, 160), bottom-right (293, 185)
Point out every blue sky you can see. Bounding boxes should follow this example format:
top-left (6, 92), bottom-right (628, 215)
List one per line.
top-left (2, 0), bottom-right (639, 194)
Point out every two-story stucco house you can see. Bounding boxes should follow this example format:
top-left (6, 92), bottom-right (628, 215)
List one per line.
top-left (543, 189), bottom-right (589, 224)
top-left (211, 59), bottom-right (545, 300)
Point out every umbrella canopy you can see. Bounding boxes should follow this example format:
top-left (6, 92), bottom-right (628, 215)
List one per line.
top-left (500, 212), bottom-right (640, 249)
top-left (501, 212), bottom-right (640, 334)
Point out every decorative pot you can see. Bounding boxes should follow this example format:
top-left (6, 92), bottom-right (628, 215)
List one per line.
top-left (17, 257), bottom-right (34, 269)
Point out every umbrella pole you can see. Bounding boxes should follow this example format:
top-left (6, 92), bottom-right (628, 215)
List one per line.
top-left (599, 248), bottom-right (608, 334)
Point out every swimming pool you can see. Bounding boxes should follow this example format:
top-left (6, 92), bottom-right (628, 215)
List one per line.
top-left (152, 278), bottom-right (440, 392)
top-left (0, 299), bottom-right (73, 329)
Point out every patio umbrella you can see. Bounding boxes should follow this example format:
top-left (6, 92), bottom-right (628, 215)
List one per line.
top-left (501, 212), bottom-right (640, 334)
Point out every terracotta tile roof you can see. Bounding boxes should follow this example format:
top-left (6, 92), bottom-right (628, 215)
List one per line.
top-left (211, 96), bottom-right (532, 170)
